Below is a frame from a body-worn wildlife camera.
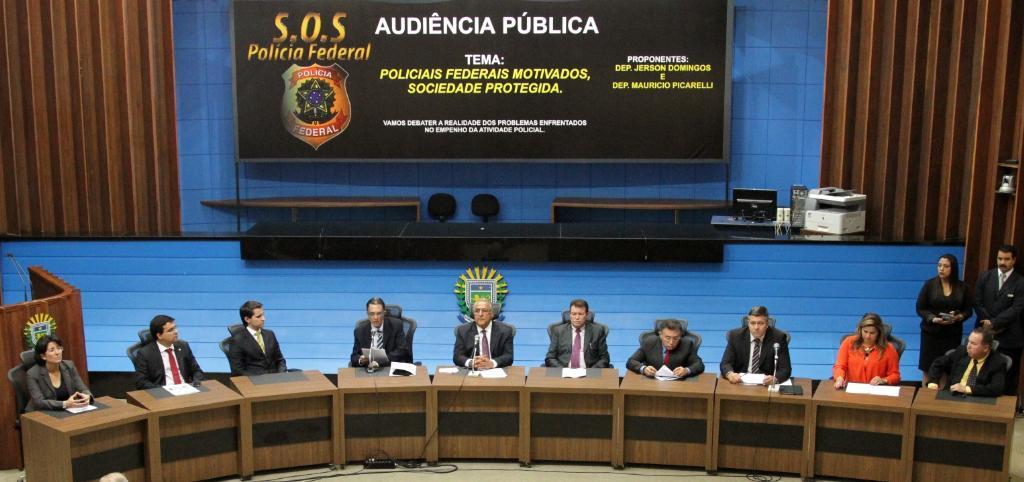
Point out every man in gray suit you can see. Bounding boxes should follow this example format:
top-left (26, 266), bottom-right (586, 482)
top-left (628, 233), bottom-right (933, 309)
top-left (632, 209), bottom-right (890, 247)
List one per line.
top-left (627, 318), bottom-right (704, 378)
top-left (545, 299), bottom-right (610, 368)
top-left (454, 299), bottom-right (514, 369)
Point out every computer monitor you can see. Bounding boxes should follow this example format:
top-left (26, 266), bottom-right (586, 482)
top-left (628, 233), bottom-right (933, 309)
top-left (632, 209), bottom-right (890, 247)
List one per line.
top-left (732, 188), bottom-right (777, 221)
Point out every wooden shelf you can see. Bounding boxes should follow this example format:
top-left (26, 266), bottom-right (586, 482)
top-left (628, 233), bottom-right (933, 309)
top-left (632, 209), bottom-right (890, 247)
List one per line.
top-left (551, 197), bottom-right (729, 223)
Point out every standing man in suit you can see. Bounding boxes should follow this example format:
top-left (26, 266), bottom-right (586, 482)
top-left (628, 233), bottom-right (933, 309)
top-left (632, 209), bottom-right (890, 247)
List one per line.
top-left (720, 306), bottom-right (792, 385)
top-left (545, 299), bottom-right (610, 368)
top-left (926, 327), bottom-right (1007, 397)
top-left (350, 297), bottom-right (410, 368)
top-left (134, 314), bottom-right (205, 389)
top-left (454, 299), bottom-right (514, 369)
top-left (627, 318), bottom-right (703, 378)
top-left (228, 300), bottom-right (288, 376)
top-left (975, 244), bottom-right (1024, 396)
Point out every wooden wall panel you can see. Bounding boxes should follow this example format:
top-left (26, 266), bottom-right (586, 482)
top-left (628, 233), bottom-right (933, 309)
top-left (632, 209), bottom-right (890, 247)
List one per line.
top-left (0, 0), bottom-right (179, 236)
top-left (822, 0), bottom-right (1024, 283)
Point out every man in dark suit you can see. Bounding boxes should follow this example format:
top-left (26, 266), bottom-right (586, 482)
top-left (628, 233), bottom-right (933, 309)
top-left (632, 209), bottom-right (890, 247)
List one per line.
top-left (926, 327), bottom-right (1007, 397)
top-left (350, 297), bottom-right (411, 368)
top-left (134, 314), bottom-right (205, 389)
top-left (454, 299), bottom-right (514, 369)
top-left (627, 318), bottom-right (703, 378)
top-left (720, 306), bottom-right (792, 385)
top-left (545, 299), bottom-right (610, 368)
top-left (975, 244), bottom-right (1024, 396)
top-left (228, 300), bottom-right (288, 376)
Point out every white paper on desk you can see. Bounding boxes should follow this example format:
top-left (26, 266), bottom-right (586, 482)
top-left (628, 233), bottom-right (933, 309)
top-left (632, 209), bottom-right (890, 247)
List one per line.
top-left (740, 373), bottom-right (766, 385)
top-left (479, 368), bottom-right (507, 379)
top-left (163, 383), bottom-right (200, 396)
top-left (654, 365), bottom-right (679, 381)
top-left (561, 368), bottom-right (587, 378)
top-left (845, 382), bottom-right (900, 397)
top-left (65, 404), bottom-right (98, 414)
top-left (438, 367), bottom-right (460, 374)
top-left (389, 362), bottom-right (417, 377)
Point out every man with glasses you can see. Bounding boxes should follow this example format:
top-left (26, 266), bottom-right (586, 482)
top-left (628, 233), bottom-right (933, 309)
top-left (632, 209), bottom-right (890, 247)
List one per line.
top-left (454, 299), bottom-right (515, 369)
top-left (627, 318), bottom-right (703, 379)
top-left (350, 297), bottom-right (410, 368)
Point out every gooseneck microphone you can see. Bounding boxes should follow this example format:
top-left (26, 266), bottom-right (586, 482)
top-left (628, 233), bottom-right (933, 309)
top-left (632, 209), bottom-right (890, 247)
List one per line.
top-left (470, 333), bottom-right (480, 373)
top-left (769, 342), bottom-right (781, 392)
top-left (6, 253), bottom-right (30, 301)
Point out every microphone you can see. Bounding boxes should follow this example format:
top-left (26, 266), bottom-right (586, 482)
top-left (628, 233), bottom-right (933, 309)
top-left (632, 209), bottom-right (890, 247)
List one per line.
top-left (6, 253), bottom-right (30, 301)
top-left (469, 333), bottom-right (480, 375)
top-left (769, 342), bottom-right (781, 393)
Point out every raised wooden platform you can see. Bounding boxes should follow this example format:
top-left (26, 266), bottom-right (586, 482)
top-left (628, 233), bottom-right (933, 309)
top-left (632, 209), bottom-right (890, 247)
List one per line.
top-left (201, 196), bottom-right (421, 222)
top-left (551, 197), bottom-right (728, 223)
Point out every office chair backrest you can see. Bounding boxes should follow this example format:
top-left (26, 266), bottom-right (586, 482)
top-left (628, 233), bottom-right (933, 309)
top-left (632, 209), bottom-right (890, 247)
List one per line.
top-left (428, 193), bottom-right (456, 222)
top-left (561, 310), bottom-right (596, 324)
top-left (8, 350), bottom-right (35, 420)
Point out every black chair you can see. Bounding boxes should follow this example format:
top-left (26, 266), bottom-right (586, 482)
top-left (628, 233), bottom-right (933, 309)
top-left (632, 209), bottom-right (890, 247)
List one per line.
top-left (471, 194), bottom-right (499, 222)
top-left (220, 323), bottom-right (246, 357)
top-left (6, 350), bottom-right (34, 470)
top-left (126, 329), bottom-right (153, 368)
top-left (428, 193), bottom-right (456, 222)
top-left (643, 318), bottom-right (702, 352)
top-left (739, 315), bottom-right (791, 345)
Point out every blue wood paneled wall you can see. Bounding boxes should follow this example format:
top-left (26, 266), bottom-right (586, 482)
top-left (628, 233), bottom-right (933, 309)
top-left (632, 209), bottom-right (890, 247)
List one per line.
top-left (1, 240), bottom-right (964, 381)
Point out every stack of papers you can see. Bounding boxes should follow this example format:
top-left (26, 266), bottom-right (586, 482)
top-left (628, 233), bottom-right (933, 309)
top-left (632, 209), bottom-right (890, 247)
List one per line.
top-left (478, 368), bottom-right (507, 379)
top-left (740, 373), bottom-right (766, 385)
top-left (163, 383), bottom-right (200, 396)
top-left (389, 362), bottom-right (417, 377)
top-left (845, 382), bottom-right (900, 397)
top-left (438, 367), bottom-right (461, 374)
top-left (561, 368), bottom-right (587, 378)
top-left (655, 365), bottom-right (679, 381)
top-left (65, 405), bottom-right (97, 414)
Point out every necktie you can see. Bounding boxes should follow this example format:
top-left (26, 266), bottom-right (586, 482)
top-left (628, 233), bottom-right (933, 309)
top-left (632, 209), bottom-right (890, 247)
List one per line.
top-left (165, 347), bottom-right (182, 385)
top-left (570, 328), bottom-right (582, 369)
top-left (1000, 272), bottom-right (1007, 290)
top-left (663, 347), bottom-right (671, 367)
top-left (967, 360), bottom-right (978, 387)
top-left (481, 330), bottom-right (491, 359)
top-left (255, 330), bottom-right (266, 353)
top-left (372, 329), bottom-right (382, 350)
top-left (751, 339), bottom-right (762, 373)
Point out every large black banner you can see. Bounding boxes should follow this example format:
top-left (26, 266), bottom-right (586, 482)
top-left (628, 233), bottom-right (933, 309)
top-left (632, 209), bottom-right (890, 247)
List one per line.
top-left (232, 0), bottom-right (731, 162)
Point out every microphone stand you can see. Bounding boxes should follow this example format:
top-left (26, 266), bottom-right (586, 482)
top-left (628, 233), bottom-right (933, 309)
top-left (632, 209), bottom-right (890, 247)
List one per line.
top-left (6, 253), bottom-right (31, 302)
top-left (768, 343), bottom-right (780, 393)
top-left (468, 333), bottom-right (480, 377)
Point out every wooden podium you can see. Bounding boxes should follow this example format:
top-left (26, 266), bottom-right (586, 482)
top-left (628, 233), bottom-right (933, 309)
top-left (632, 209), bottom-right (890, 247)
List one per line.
top-left (337, 367), bottom-right (434, 465)
top-left (1, 266), bottom-right (86, 469)
top-left (21, 396), bottom-right (150, 481)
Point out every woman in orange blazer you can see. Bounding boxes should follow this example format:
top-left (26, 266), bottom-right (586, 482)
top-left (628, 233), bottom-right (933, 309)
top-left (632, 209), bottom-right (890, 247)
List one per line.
top-left (833, 313), bottom-right (901, 388)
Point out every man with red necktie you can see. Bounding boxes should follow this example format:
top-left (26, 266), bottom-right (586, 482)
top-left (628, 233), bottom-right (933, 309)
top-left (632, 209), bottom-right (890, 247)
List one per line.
top-left (134, 314), bottom-right (205, 389)
top-left (454, 299), bottom-right (515, 369)
top-left (544, 299), bottom-right (610, 368)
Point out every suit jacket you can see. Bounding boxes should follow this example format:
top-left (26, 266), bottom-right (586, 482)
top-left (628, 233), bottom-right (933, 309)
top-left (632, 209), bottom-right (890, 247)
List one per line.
top-left (453, 321), bottom-right (514, 368)
top-left (626, 334), bottom-right (704, 376)
top-left (974, 268), bottom-right (1024, 349)
top-left (134, 341), bottom-right (205, 389)
top-left (927, 345), bottom-right (1007, 397)
top-left (26, 361), bottom-right (92, 412)
top-left (349, 317), bottom-right (410, 367)
top-left (719, 326), bottom-right (792, 382)
top-left (544, 321), bottom-right (610, 368)
top-left (228, 327), bottom-right (287, 376)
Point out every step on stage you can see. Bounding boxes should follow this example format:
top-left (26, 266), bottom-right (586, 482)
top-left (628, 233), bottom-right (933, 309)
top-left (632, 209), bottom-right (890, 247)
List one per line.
top-left (241, 222), bottom-right (726, 263)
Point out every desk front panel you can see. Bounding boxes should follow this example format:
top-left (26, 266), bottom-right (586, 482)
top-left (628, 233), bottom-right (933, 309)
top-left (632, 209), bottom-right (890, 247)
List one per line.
top-left (623, 394), bottom-right (710, 468)
top-left (437, 390), bottom-right (519, 459)
top-left (529, 391), bottom-right (614, 462)
top-left (715, 396), bottom-right (806, 474)
top-left (252, 395), bottom-right (334, 471)
top-left (910, 392), bottom-right (1015, 482)
top-left (158, 406), bottom-right (242, 481)
top-left (342, 390), bottom-right (428, 462)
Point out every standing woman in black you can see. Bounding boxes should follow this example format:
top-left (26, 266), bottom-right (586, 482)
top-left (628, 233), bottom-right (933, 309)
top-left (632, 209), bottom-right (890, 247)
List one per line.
top-left (917, 253), bottom-right (973, 382)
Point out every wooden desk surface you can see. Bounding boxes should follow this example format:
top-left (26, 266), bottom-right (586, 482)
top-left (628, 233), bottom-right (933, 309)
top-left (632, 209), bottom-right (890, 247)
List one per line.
top-left (20, 396), bottom-right (148, 436)
top-left (525, 367), bottom-right (619, 391)
top-left (911, 389), bottom-right (1016, 422)
top-left (201, 196), bottom-right (421, 208)
top-left (814, 382), bottom-right (915, 410)
top-left (715, 378), bottom-right (814, 404)
top-left (230, 370), bottom-right (336, 401)
top-left (619, 371), bottom-right (717, 396)
top-left (432, 366), bottom-right (526, 390)
top-left (337, 367), bottom-right (432, 392)
top-left (126, 380), bottom-right (243, 415)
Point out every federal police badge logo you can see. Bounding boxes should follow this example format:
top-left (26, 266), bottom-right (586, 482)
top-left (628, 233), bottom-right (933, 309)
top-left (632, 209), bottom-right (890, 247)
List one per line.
top-left (281, 63), bottom-right (351, 150)
top-left (23, 313), bottom-right (57, 349)
top-left (454, 266), bottom-right (508, 321)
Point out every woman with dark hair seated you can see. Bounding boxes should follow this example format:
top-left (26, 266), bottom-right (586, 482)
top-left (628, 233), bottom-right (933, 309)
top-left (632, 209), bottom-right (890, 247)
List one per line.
top-left (26, 334), bottom-right (92, 411)
top-left (833, 313), bottom-right (901, 389)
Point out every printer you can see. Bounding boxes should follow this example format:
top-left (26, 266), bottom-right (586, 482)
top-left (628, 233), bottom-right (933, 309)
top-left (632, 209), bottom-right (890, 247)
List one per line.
top-left (803, 187), bottom-right (867, 234)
